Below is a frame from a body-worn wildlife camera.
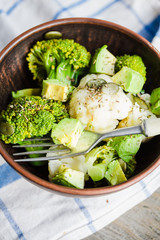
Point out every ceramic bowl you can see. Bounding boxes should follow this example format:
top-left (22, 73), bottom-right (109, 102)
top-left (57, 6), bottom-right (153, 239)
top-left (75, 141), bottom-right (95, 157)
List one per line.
top-left (0, 18), bottom-right (160, 196)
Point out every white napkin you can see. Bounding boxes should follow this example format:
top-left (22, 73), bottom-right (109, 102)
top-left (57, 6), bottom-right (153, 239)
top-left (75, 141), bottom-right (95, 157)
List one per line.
top-left (0, 1), bottom-right (160, 239)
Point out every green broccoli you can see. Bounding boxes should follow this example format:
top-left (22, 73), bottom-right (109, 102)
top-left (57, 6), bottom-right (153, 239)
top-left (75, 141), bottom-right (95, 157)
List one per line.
top-left (26, 39), bottom-right (91, 86)
top-left (118, 158), bottom-right (136, 178)
top-left (115, 54), bottom-right (146, 82)
top-left (0, 96), bottom-right (68, 144)
top-left (85, 145), bottom-right (116, 181)
top-left (125, 157), bottom-right (137, 178)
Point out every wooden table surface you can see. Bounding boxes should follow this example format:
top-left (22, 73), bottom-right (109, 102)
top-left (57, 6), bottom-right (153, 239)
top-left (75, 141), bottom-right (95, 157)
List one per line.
top-left (84, 187), bottom-right (160, 240)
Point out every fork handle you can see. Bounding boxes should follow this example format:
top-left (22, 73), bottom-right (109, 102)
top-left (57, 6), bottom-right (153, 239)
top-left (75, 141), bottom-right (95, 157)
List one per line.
top-left (100, 118), bottom-right (160, 141)
top-left (100, 124), bottom-right (143, 141)
top-left (143, 118), bottom-right (160, 137)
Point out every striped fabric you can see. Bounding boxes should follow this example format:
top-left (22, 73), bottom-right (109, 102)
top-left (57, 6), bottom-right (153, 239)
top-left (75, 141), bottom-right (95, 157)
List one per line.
top-left (0, 1), bottom-right (160, 239)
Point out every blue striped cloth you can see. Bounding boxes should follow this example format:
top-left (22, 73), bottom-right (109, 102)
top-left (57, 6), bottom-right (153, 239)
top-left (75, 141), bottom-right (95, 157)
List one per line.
top-left (0, 1), bottom-right (160, 239)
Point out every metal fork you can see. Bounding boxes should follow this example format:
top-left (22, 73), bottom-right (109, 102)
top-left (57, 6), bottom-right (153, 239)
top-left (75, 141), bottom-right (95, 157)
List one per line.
top-left (13, 118), bottom-right (160, 162)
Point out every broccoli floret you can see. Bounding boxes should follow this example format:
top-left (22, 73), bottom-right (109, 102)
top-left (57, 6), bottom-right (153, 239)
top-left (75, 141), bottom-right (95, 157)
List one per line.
top-left (0, 96), bottom-right (68, 144)
top-left (85, 145), bottom-right (116, 181)
top-left (28, 110), bottom-right (55, 136)
top-left (125, 157), bottom-right (137, 178)
top-left (115, 54), bottom-right (146, 82)
top-left (26, 39), bottom-right (91, 86)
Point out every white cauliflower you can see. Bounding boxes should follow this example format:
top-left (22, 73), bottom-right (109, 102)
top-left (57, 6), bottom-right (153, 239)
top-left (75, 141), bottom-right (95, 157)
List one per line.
top-left (69, 74), bottom-right (132, 133)
top-left (140, 93), bottom-right (151, 105)
top-left (118, 93), bottom-right (156, 128)
top-left (78, 73), bottom-right (113, 88)
top-left (118, 102), bottom-right (156, 128)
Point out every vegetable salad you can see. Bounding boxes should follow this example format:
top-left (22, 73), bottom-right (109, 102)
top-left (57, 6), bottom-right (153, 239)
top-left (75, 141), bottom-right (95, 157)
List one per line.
top-left (0, 32), bottom-right (160, 189)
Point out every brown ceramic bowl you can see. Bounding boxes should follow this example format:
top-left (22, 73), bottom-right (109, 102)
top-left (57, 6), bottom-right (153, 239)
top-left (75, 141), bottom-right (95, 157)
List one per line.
top-left (0, 18), bottom-right (160, 196)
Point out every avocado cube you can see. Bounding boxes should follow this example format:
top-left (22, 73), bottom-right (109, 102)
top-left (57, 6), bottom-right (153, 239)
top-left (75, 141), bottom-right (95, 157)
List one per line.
top-left (88, 163), bottom-right (107, 181)
top-left (112, 66), bottom-right (145, 94)
top-left (51, 118), bottom-right (84, 149)
top-left (105, 160), bottom-right (127, 185)
top-left (90, 45), bottom-right (117, 76)
top-left (72, 130), bottom-right (99, 153)
top-left (52, 165), bottom-right (84, 189)
top-left (41, 79), bottom-right (73, 102)
top-left (12, 88), bottom-right (41, 98)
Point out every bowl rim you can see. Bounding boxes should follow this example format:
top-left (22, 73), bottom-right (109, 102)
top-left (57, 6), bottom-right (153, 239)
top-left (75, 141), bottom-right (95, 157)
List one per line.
top-left (0, 17), bottom-right (160, 196)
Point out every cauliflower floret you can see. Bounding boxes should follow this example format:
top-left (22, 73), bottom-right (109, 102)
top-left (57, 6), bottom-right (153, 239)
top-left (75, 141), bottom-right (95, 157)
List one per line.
top-left (118, 102), bottom-right (156, 128)
top-left (140, 93), bottom-right (151, 105)
top-left (69, 76), bottom-right (132, 133)
top-left (78, 74), bottom-right (113, 88)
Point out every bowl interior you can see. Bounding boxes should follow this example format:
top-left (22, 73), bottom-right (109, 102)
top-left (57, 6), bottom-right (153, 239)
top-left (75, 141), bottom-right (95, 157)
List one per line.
top-left (0, 18), bottom-right (160, 195)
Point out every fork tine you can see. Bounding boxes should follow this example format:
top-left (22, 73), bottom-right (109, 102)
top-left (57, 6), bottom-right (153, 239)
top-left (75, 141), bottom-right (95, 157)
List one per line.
top-left (23, 137), bottom-right (52, 141)
top-left (13, 143), bottom-right (63, 148)
top-left (14, 151), bottom-right (86, 162)
top-left (13, 148), bottom-right (71, 156)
